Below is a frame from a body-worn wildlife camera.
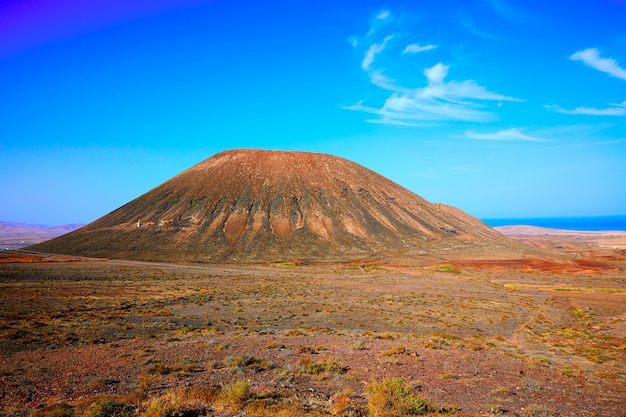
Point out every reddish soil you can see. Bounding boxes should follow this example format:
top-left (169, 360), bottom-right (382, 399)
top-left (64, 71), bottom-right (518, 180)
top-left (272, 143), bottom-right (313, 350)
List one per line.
top-left (449, 257), bottom-right (620, 273)
top-left (1, 242), bottom-right (625, 416)
top-left (0, 251), bottom-right (104, 263)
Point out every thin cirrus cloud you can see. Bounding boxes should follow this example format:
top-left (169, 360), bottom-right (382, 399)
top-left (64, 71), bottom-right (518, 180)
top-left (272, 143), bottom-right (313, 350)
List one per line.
top-left (361, 35), bottom-right (395, 71)
top-left (346, 63), bottom-right (518, 124)
top-left (462, 128), bottom-right (547, 142)
top-left (403, 43), bottom-right (437, 54)
top-left (375, 10), bottom-right (390, 20)
top-left (548, 48), bottom-right (626, 116)
top-left (345, 10), bottom-right (518, 125)
top-left (570, 48), bottom-right (626, 80)
top-left (547, 101), bottom-right (626, 116)
top-left (367, 8), bottom-right (392, 36)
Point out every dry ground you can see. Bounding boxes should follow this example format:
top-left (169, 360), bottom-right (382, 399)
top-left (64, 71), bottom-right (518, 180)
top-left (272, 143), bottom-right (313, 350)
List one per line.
top-left (1, 244), bottom-right (625, 416)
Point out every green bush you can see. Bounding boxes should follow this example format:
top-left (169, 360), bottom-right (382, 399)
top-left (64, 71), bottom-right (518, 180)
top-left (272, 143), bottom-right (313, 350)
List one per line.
top-left (85, 398), bottom-right (135, 417)
top-left (435, 265), bottom-right (459, 273)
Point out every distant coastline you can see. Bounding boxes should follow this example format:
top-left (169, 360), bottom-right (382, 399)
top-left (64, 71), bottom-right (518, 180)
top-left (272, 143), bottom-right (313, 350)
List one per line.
top-left (482, 215), bottom-right (626, 232)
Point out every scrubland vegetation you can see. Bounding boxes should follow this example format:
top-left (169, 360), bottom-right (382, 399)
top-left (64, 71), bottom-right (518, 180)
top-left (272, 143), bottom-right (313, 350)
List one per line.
top-left (1, 260), bottom-right (624, 416)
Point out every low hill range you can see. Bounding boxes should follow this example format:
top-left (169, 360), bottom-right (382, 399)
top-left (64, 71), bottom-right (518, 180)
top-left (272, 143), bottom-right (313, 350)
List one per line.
top-left (31, 149), bottom-right (530, 264)
top-left (0, 222), bottom-right (83, 250)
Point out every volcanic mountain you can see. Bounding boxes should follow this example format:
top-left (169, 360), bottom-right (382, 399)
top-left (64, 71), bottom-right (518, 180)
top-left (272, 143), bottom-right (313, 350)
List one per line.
top-left (32, 149), bottom-right (518, 263)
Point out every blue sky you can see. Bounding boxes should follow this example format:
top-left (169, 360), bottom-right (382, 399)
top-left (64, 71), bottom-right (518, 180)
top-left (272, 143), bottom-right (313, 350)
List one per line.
top-left (1, 0), bottom-right (625, 225)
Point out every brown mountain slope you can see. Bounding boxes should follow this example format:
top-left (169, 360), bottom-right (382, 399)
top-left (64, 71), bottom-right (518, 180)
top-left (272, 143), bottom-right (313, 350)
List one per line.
top-left (31, 149), bottom-right (521, 263)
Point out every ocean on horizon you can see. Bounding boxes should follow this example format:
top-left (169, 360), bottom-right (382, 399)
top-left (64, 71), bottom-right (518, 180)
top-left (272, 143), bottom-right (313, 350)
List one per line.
top-left (481, 215), bottom-right (626, 232)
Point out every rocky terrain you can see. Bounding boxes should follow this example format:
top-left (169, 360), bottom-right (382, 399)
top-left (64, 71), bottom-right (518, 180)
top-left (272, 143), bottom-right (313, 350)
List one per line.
top-left (1, 247), bottom-right (624, 417)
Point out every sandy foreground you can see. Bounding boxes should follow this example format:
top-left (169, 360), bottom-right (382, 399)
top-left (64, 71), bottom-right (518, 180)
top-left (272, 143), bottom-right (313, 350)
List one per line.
top-left (1, 228), bottom-right (625, 417)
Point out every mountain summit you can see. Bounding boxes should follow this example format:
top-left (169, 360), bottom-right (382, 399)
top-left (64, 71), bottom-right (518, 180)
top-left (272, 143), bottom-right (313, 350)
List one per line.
top-left (32, 149), bottom-right (514, 263)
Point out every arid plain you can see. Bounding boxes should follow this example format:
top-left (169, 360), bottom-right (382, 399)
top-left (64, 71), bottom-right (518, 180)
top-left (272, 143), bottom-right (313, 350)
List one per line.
top-left (1, 228), bottom-right (625, 417)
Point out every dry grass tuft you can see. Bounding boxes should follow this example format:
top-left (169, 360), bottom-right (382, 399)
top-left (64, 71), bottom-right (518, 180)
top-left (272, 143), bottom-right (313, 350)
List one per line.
top-left (225, 355), bottom-right (273, 373)
top-left (297, 358), bottom-right (348, 376)
top-left (366, 377), bottom-right (431, 417)
top-left (379, 346), bottom-right (407, 357)
top-left (141, 399), bottom-right (191, 417)
top-left (215, 379), bottom-right (255, 413)
top-left (29, 403), bottom-right (75, 417)
top-left (329, 389), bottom-right (366, 416)
top-left (84, 397), bottom-right (136, 417)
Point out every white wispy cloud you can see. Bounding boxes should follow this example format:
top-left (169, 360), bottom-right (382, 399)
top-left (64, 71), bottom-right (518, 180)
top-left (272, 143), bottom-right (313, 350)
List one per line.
top-left (403, 43), bottom-right (437, 54)
top-left (547, 101), bottom-right (626, 116)
top-left (347, 12), bottom-right (518, 125)
top-left (345, 63), bottom-right (519, 124)
top-left (361, 35), bottom-right (394, 71)
top-left (375, 10), bottom-right (390, 21)
top-left (462, 128), bottom-right (547, 142)
top-left (570, 48), bottom-right (626, 80)
top-left (549, 49), bottom-right (626, 116)
top-left (367, 9), bottom-right (392, 35)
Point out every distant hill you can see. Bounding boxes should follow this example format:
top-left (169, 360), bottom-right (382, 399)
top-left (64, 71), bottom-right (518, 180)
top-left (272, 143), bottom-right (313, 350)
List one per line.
top-left (30, 149), bottom-right (523, 263)
top-left (0, 222), bottom-right (84, 249)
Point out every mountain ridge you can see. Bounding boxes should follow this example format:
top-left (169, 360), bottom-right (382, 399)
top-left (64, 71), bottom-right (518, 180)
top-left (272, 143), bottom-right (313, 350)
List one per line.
top-left (30, 149), bottom-right (521, 263)
top-left (0, 222), bottom-right (84, 249)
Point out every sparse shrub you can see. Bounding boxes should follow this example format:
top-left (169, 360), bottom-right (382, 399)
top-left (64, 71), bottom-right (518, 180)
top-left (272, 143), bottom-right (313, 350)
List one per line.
top-left (438, 404), bottom-right (459, 413)
top-left (435, 265), bottom-right (459, 273)
top-left (489, 387), bottom-right (511, 396)
top-left (366, 377), bottom-right (430, 417)
top-left (283, 329), bottom-right (306, 336)
top-left (298, 358), bottom-right (348, 376)
top-left (297, 345), bottom-right (316, 354)
top-left (1, 329), bottom-right (28, 341)
top-left (270, 261), bottom-right (301, 268)
top-left (141, 399), bottom-right (192, 417)
top-left (179, 326), bottom-right (201, 334)
top-left (143, 358), bottom-right (174, 375)
top-left (216, 379), bottom-right (255, 412)
top-left (485, 404), bottom-right (507, 414)
top-left (29, 404), bottom-right (75, 417)
top-left (524, 405), bottom-right (561, 416)
top-left (379, 346), bottom-right (406, 357)
top-left (137, 371), bottom-right (158, 397)
top-left (85, 398), bottom-right (135, 417)
top-left (185, 385), bottom-right (220, 404)
top-left (265, 342), bottom-right (286, 350)
top-left (140, 386), bottom-right (214, 417)
top-left (225, 355), bottom-right (272, 373)
top-left (329, 389), bottom-right (365, 416)
top-left (421, 335), bottom-right (453, 349)
top-left (351, 340), bottom-right (366, 351)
